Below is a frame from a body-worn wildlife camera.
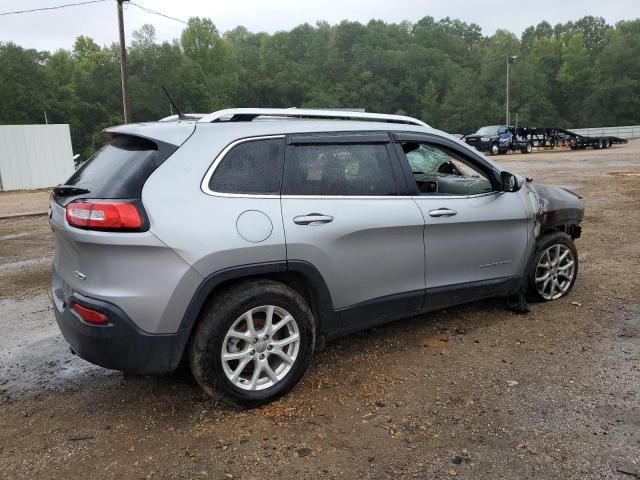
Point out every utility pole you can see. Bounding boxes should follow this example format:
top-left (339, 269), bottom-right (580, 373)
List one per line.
top-left (117, 0), bottom-right (131, 123)
top-left (506, 55), bottom-right (517, 126)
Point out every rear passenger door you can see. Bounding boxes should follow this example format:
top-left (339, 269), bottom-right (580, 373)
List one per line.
top-left (281, 132), bottom-right (426, 332)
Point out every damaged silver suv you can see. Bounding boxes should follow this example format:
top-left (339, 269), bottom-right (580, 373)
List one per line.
top-left (50, 109), bottom-right (583, 407)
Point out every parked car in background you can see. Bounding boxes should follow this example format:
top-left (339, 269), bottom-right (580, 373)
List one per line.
top-left (50, 109), bottom-right (583, 407)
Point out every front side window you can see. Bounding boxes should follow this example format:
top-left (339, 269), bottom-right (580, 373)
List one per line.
top-left (284, 143), bottom-right (397, 196)
top-left (401, 142), bottom-right (494, 196)
top-left (209, 138), bottom-right (285, 194)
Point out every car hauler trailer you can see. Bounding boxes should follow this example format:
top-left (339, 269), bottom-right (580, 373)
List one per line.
top-left (464, 124), bottom-right (628, 155)
top-left (562, 128), bottom-right (628, 150)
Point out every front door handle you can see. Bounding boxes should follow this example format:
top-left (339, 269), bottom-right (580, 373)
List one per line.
top-left (428, 208), bottom-right (457, 218)
top-left (293, 213), bottom-right (334, 225)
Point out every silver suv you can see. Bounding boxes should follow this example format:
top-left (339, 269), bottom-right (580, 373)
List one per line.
top-left (50, 109), bottom-right (583, 407)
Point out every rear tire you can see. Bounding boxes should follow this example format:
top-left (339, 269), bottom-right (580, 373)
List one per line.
top-left (188, 280), bottom-right (315, 408)
top-left (527, 232), bottom-right (578, 302)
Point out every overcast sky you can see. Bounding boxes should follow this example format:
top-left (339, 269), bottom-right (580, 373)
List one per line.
top-left (1, 0), bottom-right (639, 51)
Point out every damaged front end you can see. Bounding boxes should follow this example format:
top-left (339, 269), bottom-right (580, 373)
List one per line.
top-left (523, 180), bottom-right (584, 240)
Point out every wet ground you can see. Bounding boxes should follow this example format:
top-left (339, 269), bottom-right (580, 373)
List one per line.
top-left (0, 142), bottom-right (639, 479)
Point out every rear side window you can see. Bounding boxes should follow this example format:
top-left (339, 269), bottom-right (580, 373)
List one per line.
top-left (61, 135), bottom-right (173, 200)
top-left (209, 138), bottom-right (285, 194)
top-left (283, 143), bottom-right (397, 196)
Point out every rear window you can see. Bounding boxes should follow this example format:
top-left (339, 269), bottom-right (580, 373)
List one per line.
top-left (60, 135), bottom-right (173, 200)
top-left (208, 138), bottom-right (285, 194)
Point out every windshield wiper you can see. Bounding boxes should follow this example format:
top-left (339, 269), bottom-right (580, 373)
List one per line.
top-left (53, 185), bottom-right (90, 196)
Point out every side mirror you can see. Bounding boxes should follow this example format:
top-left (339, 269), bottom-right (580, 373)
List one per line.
top-left (501, 171), bottom-right (520, 192)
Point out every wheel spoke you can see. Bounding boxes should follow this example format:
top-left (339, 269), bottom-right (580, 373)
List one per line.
top-left (558, 260), bottom-right (574, 271)
top-left (230, 357), bottom-right (252, 383)
top-left (554, 245), bottom-right (561, 264)
top-left (263, 362), bottom-right (278, 383)
top-left (262, 305), bottom-right (275, 335)
top-left (245, 310), bottom-right (257, 337)
top-left (272, 347), bottom-right (294, 365)
top-left (559, 249), bottom-right (570, 262)
top-left (228, 330), bottom-right (253, 342)
top-left (271, 333), bottom-right (299, 348)
top-left (539, 251), bottom-right (551, 268)
top-left (536, 271), bottom-right (551, 282)
top-left (270, 315), bottom-right (293, 336)
top-left (553, 278), bottom-right (562, 296)
top-left (547, 277), bottom-right (556, 297)
top-left (248, 362), bottom-right (262, 390)
top-left (222, 348), bottom-right (251, 361)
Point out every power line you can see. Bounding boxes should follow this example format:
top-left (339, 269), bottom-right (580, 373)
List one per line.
top-left (0, 0), bottom-right (109, 16)
top-left (129, 2), bottom-right (188, 25)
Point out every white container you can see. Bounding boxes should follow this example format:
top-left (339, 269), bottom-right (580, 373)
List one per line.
top-left (0, 124), bottom-right (75, 191)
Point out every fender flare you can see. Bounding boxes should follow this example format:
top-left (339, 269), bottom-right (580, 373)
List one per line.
top-left (177, 260), bottom-right (336, 335)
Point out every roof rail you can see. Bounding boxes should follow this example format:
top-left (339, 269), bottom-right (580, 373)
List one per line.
top-left (196, 108), bottom-right (429, 127)
top-left (159, 113), bottom-right (206, 122)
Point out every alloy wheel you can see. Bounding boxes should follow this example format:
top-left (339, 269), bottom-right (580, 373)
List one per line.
top-left (534, 244), bottom-right (576, 300)
top-left (221, 305), bottom-right (300, 391)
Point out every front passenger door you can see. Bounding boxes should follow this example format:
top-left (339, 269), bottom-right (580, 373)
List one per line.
top-left (395, 135), bottom-right (529, 290)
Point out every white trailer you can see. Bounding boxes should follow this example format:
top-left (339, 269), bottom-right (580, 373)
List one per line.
top-left (0, 124), bottom-right (75, 191)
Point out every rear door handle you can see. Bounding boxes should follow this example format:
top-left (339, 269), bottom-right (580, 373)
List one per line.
top-left (293, 213), bottom-right (334, 225)
top-left (428, 208), bottom-right (457, 218)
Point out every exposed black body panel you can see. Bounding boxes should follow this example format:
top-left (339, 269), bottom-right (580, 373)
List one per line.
top-left (533, 183), bottom-right (584, 233)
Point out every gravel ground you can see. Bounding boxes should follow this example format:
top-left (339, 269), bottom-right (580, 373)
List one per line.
top-left (0, 142), bottom-right (638, 480)
top-left (0, 189), bottom-right (50, 218)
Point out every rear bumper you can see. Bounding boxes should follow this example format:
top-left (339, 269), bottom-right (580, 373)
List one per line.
top-left (52, 270), bottom-right (189, 374)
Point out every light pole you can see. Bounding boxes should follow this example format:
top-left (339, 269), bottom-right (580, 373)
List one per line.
top-left (506, 55), bottom-right (517, 126)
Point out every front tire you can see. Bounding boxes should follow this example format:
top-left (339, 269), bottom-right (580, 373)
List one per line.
top-left (188, 280), bottom-right (315, 408)
top-left (528, 232), bottom-right (578, 301)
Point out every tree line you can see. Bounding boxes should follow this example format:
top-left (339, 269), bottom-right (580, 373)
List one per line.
top-left (1, 15), bottom-right (639, 157)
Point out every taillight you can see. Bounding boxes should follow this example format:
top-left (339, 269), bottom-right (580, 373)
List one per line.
top-left (66, 200), bottom-right (143, 231)
top-left (72, 303), bottom-right (109, 326)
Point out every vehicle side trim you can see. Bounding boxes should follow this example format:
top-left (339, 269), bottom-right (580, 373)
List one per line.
top-left (178, 265), bottom-right (521, 368)
top-left (325, 276), bottom-right (520, 340)
top-left (201, 132), bottom-right (412, 199)
top-left (422, 276), bottom-right (520, 312)
top-left (287, 132), bottom-right (390, 144)
top-left (331, 289), bottom-right (424, 338)
top-left (177, 260), bottom-right (338, 333)
top-left (178, 261), bottom-right (288, 331)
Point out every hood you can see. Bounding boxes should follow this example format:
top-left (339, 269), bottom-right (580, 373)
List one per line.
top-left (466, 134), bottom-right (494, 139)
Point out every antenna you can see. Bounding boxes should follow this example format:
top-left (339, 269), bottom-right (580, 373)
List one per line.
top-left (161, 85), bottom-right (185, 120)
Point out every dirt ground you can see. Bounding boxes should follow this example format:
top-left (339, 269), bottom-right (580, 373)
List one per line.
top-left (0, 189), bottom-right (50, 218)
top-left (0, 142), bottom-right (639, 480)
